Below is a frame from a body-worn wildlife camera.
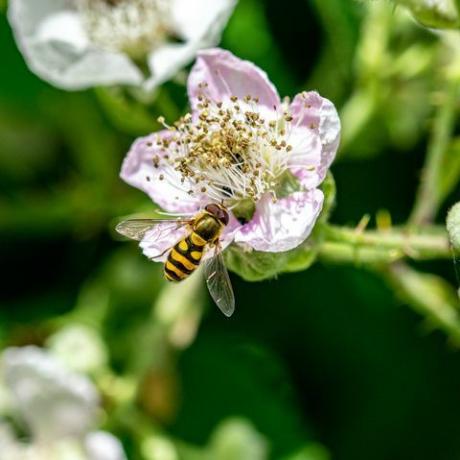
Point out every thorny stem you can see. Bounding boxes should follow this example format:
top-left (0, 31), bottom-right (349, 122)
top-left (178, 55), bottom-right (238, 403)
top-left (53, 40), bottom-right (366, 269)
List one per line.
top-left (409, 80), bottom-right (458, 226)
top-left (319, 224), bottom-right (451, 264)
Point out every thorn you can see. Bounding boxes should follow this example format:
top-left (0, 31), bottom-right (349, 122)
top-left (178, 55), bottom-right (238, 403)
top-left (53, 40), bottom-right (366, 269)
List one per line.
top-left (355, 214), bottom-right (371, 234)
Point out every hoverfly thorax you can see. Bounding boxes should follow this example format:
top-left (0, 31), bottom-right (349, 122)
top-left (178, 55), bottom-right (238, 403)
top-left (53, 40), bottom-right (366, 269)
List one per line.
top-left (191, 204), bottom-right (228, 243)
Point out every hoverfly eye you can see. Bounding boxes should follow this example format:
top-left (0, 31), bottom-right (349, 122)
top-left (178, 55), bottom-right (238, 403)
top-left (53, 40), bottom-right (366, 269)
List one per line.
top-left (218, 209), bottom-right (229, 225)
top-left (205, 204), bottom-right (219, 215)
top-left (205, 204), bottom-right (229, 225)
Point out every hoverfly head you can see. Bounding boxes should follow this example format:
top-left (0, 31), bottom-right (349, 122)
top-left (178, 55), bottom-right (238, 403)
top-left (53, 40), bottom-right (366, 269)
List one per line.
top-left (205, 203), bottom-right (229, 226)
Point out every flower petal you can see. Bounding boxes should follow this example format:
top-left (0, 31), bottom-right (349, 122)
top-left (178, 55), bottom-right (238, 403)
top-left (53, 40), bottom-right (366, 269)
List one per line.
top-left (144, 42), bottom-right (200, 93)
top-left (171, 0), bottom-right (237, 42)
top-left (36, 10), bottom-right (89, 52)
top-left (85, 431), bottom-right (127, 460)
top-left (234, 190), bottom-right (324, 252)
top-left (286, 126), bottom-right (323, 190)
top-left (1, 346), bottom-right (99, 442)
top-left (0, 424), bottom-right (21, 455)
top-left (120, 132), bottom-right (203, 213)
top-left (188, 48), bottom-right (280, 112)
top-left (288, 91), bottom-right (340, 188)
top-left (8, 0), bottom-right (143, 90)
top-left (145, 0), bottom-right (237, 93)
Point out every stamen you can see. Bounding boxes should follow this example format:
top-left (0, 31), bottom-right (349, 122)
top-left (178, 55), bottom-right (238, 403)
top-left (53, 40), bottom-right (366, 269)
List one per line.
top-left (156, 87), bottom-right (299, 206)
top-left (78, 0), bottom-right (172, 59)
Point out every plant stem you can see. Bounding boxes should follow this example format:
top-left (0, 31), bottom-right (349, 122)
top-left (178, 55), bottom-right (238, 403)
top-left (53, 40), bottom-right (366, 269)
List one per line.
top-left (409, 80), bottom-right (458, 225)
top-left (319, 224), bottom-right (451, 264)
top-left (382, 262), bottom-right (460, 345)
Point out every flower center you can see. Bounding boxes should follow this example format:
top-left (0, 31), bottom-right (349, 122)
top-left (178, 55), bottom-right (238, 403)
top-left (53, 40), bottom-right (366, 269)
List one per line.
top-left (78, 0), bottom-right (172, 60)
top-left (153, 84), bottom-right (306, 211)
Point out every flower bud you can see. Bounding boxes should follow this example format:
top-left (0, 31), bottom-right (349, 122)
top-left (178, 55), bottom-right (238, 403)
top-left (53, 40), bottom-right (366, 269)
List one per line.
top-left (447, 202), bottom-right (460, 251)
top-left (209, 418), bottom-right (268, 460)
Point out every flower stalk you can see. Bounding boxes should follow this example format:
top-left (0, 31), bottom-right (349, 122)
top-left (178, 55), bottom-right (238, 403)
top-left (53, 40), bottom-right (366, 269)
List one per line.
top-left (409, 79), bottom-right (459, 226)
top-left (320, 224), bottom-right (451, 264)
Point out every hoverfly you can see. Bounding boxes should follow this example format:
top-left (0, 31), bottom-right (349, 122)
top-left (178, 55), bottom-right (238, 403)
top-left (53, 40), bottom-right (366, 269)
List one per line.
top-left (115, 203), bottom-right (235, 317)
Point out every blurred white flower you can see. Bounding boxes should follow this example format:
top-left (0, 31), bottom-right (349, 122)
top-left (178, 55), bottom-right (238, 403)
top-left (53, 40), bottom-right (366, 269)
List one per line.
top-left (7, 0), bottom-right (237, 91)
top-left (0, 346), bottom-right (126, 460)
top-left (47, 325), bottom-right (108, 374)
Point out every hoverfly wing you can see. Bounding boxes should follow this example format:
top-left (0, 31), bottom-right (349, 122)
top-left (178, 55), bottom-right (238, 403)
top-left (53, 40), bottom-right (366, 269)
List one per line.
top-left (115, 218), bottom-right (192, 241)
top-left (203, 247), bottom-right (235, 317)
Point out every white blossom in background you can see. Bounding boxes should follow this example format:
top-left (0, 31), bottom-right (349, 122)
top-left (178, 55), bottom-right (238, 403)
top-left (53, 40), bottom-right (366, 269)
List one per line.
top-left (0, 346), bottom-right (126, 460)
top-left (47, 325), bottom-right (108, 374)
top-left (7, 0), bottom-right (237, 91)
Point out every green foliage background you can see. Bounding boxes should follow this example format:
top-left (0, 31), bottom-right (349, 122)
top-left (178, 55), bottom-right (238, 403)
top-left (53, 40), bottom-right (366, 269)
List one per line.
top-left (1, 0), bottom-right (460, 459)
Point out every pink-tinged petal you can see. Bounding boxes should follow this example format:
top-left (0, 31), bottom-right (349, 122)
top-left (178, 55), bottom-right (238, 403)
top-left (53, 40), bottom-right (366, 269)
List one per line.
top-left (140, 212), bottom-right (240, 263)
top-left (289, 91), bottom-right (340, 188)
top-left (234, 190), bottom-right (324, 252)
top-left (286, 126), bottom-right (322, 190)
top-left (187, 48), bottom-right (280, 112)
top-left (120, 131), bottom-right (203, 213)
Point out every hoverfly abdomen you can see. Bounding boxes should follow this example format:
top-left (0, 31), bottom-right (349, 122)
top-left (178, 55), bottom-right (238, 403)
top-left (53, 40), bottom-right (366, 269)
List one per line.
top-left (164, 233), bottom-right (205, 282)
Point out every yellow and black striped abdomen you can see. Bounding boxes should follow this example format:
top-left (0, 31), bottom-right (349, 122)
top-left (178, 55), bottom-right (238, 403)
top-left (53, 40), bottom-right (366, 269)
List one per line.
top-left (164, 232), bottom-right (206, 282)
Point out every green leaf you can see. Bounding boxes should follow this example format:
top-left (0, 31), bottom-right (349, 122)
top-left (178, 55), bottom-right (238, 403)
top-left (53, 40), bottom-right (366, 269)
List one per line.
top-left (282, 444), bottom-right (330, 460)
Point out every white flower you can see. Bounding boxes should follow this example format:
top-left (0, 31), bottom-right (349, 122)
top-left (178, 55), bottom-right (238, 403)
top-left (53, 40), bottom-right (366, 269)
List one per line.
top-left (121, 49), bottom-right (340, 257)
top-left (8, 0), bottom-right (237, 91)
top-left (47, 325), bottom-right (108, 374)
top-left (0, 346), bottom-right (126, 460)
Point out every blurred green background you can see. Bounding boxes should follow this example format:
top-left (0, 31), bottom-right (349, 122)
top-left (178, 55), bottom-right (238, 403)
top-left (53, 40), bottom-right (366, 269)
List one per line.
top-left (1, 0), bottom-right (460, 459)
